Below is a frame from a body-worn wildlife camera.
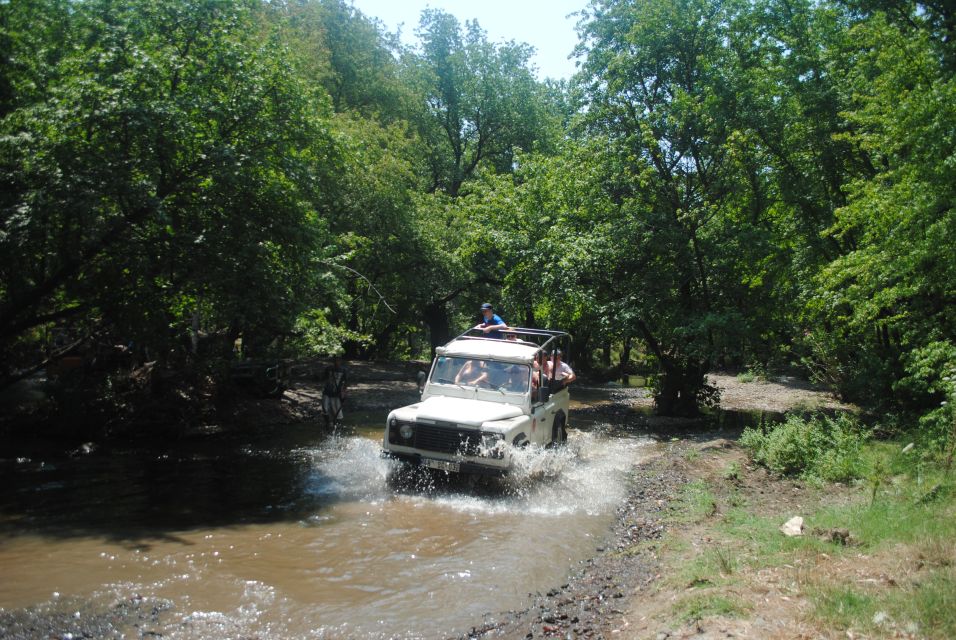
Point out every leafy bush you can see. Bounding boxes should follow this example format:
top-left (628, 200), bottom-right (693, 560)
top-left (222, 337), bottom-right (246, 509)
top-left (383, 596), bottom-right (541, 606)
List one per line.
top-left (740, 413), bottom-right (870, 482)
top-left (737, 363), bottom-right (772, 383)
top-left (895, 342), bottom-right (956, 451)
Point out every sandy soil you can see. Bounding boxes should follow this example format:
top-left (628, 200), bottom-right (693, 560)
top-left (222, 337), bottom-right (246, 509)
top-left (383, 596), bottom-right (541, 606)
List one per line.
top-left (707, 373), bottom-right (854, 414)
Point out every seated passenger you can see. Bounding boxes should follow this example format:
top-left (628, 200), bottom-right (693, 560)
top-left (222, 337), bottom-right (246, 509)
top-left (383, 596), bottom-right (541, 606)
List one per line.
top-left (531, 350), bottom-right (544, 376)
top-left (501, 365), bottom-right (528, 392)
top-left (482, 362), bottom-right (509, 388)
top-left (546, 349), bottom-right (576, 389)
top-left (503, 329), bottom-right (530, 343)
top-left (532, 351), bottom-right (550, 397)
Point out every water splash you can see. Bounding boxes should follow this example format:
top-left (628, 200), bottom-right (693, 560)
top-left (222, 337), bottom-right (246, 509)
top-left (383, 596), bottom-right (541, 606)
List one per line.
top-left (301, 435), bottom-right (398, 502)
top-left (304, 428), bottom-right (650, 518)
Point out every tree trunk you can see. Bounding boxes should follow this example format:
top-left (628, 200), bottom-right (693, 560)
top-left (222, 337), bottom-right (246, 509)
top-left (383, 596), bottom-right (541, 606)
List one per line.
top-left (620, 337), bottom-right (632, 370)
top-left (654, 358), bottom-right (706, 417)
top-left (601, 340), bottom-right (612, 368)
top-left (423, 301), bottom-right (451, 358)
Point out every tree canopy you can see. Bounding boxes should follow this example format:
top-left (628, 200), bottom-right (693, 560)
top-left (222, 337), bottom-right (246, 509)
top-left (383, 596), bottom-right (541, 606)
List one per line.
top-left (1, 0), bottom-right (953, 436)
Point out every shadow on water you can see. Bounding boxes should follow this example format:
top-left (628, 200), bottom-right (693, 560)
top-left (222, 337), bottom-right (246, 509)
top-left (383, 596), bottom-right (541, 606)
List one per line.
top-left (0, 421), bottom-right (363, 547)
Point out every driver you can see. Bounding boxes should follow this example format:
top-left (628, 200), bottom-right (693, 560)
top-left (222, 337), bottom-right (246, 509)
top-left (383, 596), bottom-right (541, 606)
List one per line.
top-left (455, 359), bottom-right (485, 385)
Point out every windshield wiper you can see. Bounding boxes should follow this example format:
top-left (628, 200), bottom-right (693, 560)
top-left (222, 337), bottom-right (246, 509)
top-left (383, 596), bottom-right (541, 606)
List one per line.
top-left (437, 378), bottom-right (467, 391)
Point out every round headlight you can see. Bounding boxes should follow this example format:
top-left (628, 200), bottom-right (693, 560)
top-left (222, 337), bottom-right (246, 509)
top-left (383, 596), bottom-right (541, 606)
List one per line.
top-left (399, 423), bottom-right (414, 439)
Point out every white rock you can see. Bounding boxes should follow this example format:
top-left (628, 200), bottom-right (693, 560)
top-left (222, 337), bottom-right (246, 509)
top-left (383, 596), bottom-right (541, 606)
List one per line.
top-left (780, 516), bottom-right (804, 536)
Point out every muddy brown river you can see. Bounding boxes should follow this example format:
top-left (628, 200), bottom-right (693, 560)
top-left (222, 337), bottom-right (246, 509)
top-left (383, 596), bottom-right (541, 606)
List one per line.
top-left (0, 391), bottom-right (653, 639)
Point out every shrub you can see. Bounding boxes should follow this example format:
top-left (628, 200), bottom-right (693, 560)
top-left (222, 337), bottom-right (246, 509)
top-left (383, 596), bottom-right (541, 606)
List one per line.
top-left (741, 413), bottom-right (870, 482)
top-left (894, 342), bottom-right (956, 451)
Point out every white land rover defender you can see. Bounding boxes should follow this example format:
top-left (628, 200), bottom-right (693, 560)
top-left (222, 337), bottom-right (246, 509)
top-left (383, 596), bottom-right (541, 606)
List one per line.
top-left (382, 328), bottom-right (572, 476)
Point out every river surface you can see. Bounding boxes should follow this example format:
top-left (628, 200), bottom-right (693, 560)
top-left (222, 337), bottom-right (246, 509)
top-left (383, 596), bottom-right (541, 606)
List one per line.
top-left (0, 389), bottom-right (653, 639)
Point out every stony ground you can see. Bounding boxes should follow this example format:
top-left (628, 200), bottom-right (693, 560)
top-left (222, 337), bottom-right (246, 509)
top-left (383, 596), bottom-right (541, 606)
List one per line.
top-left (706, 373), bottom-right (854, 414)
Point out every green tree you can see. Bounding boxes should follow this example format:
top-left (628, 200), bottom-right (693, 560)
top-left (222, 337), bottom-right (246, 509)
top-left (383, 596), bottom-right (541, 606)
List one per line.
top-left (807, 7), bottom-right (956, 411)
top-left (573, 0), bottom-right (785, 414)
top-left (412, 9), bottom-right (555, 196)
top-left (0, 0), bottom-right (340, 382)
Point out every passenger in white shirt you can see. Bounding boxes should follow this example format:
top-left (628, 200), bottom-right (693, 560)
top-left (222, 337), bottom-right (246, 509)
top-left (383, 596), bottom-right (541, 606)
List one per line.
top-left (546, 349), bottom-right (576, 387)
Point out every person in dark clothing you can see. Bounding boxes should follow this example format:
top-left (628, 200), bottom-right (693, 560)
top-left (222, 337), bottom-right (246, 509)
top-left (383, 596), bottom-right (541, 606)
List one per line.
top-left (321, 355), bottom-right (348, 428)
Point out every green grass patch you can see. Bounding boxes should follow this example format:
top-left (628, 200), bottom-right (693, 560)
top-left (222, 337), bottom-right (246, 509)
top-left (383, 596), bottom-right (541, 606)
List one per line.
top-left (811, 586), bottom-right (878, 628)
top-left (722, 461), bottom-right (742, 481)
top-left (675, 546), bottom-right (738, 588)
top-left (810, 569), bottom-right (956, 639)
top-left (718, 508), bottom-right (835, 569)
top-left (903, 569), bottom-right (956, 639)
top-left (809, 493), bottom-right (955, 547)
top-left (675, 478), bottom-right (717, 521)
top-left (673, 593), bottom-right (745, 622)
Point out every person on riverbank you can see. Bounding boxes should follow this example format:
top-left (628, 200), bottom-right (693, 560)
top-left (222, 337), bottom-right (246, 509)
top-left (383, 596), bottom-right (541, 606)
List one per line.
top-left (474, 303), bottom-right (509, 339)
top-left (321, 355), bottom-right (348, 429)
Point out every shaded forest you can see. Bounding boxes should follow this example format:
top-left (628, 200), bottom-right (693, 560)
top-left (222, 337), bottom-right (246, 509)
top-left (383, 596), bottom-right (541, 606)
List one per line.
top-left (1, 0), bottom-right (953, 437)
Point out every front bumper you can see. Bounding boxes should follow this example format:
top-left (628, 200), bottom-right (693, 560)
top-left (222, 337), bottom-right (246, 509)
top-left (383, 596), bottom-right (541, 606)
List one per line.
top-left (382, 450), bottom-right (509, 477)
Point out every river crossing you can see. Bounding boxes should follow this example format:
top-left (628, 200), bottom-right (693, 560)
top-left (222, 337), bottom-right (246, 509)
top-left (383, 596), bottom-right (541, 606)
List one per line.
top-left (0, 387), bottom-right (657, 639)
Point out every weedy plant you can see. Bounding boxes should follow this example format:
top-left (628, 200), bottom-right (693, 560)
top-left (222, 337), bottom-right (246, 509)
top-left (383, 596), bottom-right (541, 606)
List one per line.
top-left (740, 413), bottom-right (871, 482)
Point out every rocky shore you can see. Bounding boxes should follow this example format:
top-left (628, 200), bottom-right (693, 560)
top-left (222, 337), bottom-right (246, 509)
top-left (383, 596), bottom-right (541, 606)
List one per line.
top-left (464, 443), bottom-right (689, 640)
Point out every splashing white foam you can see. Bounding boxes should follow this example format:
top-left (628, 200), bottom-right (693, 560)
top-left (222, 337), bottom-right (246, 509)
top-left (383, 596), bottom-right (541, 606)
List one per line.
top-left (304, 429), bottom-right (651, 518)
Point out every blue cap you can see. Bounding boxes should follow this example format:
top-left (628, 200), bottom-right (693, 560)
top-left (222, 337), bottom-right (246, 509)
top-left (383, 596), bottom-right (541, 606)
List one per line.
top-left (480, 303), bottom-right (493, 310)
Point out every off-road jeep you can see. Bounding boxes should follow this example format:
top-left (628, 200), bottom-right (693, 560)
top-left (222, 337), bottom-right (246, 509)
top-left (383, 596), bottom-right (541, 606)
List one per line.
top-left (382, 328), bottom-right (571, 476)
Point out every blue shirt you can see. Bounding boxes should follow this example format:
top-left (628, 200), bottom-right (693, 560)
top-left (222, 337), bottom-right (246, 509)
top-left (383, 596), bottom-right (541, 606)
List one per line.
top-left (480, 313), bottom-right (505, 340)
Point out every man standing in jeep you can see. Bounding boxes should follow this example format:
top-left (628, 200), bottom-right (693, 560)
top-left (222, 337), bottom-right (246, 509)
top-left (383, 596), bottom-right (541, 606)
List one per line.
top-left (474, 303), bottom-right (509, 339)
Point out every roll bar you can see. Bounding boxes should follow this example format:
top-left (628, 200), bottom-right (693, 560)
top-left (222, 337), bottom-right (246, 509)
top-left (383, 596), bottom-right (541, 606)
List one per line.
top-left (454, 326), bottom-right (572, 357)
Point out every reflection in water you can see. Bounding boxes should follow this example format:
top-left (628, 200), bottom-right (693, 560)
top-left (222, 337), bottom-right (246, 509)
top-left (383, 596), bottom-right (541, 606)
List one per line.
top-left (0, 421), bottom-right (650, 639)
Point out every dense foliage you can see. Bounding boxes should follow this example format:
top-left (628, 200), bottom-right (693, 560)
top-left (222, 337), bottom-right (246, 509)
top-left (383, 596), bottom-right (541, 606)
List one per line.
top-left (0, 0), bottom-right (953, 431)
top-left (741, 414), bottom-right (871, 482)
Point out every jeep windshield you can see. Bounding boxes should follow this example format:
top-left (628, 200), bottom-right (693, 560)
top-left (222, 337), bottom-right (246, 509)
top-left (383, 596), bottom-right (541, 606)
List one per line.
top-left (430, 356), bottom-right (530, 394)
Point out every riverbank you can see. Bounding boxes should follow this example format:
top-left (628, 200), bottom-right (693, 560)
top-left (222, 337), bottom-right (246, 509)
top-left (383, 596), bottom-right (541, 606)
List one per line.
top-left (468, 382), bottom-right (954, 640)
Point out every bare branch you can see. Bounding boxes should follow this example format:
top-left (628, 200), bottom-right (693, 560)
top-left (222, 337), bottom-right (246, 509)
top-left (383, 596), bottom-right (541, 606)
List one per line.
top-left (321, 261), bottom-right (398, 314)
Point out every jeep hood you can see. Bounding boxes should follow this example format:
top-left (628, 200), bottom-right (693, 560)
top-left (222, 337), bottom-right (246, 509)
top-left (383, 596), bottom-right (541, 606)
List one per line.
top-left (415, 395), bottom-right (523, 426)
